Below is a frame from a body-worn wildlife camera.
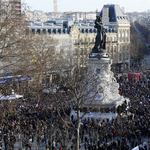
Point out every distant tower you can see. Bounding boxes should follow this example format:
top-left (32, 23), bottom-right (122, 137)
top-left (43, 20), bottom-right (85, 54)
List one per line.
top-left (54, 0), bottom-right (58, 18)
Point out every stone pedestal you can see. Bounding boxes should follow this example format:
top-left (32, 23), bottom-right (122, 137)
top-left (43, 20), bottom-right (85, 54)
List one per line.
top-left (84, 51), bottom-right (126, 111)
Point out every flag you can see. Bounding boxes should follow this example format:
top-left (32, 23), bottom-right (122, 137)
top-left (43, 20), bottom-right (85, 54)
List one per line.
top-left (36, 103), bottom-right (39, 107)
top-left (32, 59), bottom-right (36, 62)
top-left (97, 95), bottom-right (101, 99)
top-left (60, 70), bottom-right (64, 73)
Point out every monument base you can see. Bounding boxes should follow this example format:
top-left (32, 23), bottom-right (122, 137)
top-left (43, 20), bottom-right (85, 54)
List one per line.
top-left (89, 49), bottom-right (109, 59)
top-left (85, 52), bottom-right (129, 111)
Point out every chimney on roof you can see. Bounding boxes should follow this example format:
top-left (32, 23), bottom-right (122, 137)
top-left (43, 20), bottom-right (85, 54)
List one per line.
top-left (102, 7), bottom-right (109, 25)
top-left (75, 12), bottom-right (78, 22)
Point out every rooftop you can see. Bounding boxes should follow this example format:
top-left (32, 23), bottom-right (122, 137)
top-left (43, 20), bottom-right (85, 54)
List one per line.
top-left (100, 4), bottom-right (129, 23)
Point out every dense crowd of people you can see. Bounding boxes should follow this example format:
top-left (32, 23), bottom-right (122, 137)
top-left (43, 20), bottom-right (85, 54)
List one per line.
top-left (0, 72), bottom-right (150, 150)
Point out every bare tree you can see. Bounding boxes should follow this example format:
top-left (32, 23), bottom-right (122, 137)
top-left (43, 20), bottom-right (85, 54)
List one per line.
top-left (0, 0), bottom-right (32, 96)
top-left (25, 34), bottom-right (57, 83)
top-left (131, 23), bottom-right (147, 62)
top-left (48, 62), bottom-right (106, 150)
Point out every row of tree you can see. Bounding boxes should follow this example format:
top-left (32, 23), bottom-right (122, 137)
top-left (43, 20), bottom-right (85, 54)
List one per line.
top-left (134, 21), bottom-right (150, 42)
top-left (130, 22), bottom-right (148, 62)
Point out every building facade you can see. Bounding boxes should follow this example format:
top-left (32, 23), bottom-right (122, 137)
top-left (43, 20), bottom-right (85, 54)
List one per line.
top-left (28, 4), bottom-right (131, 74)
top-left (100, 4), bottom-right (131, 72)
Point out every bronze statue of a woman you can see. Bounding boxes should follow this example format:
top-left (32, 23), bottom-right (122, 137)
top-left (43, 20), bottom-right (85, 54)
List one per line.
top-left (92, 16), bottom-right (106, 53)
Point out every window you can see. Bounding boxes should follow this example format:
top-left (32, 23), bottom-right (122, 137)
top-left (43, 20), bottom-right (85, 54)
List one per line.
top-left (80, 58), bottom-right (84, 65)
top-left (75, 39), bottom-right (78, 44)
top-left (122, 31), bottom-right (125, 42)
top-left (114, 46), bottom-right (116, 52)
top-left (123, 53), bottom-right (125, 60)
top-left (119, 54), bottom-right (122, 60)
top-left (120, 31), bottom-right (122, 42)
top-left (74, 49), bottom-right (78, 55)
top-left (111, 37), bottom-right (113, 42)
top-left (111, 47), bottom-right (113, 59)
top-left (126, 53), bottom-right (128, 59)
top-left (85, 38), bottom-right (87, 43)
top-left (118, 31), bottom-right (121, 42)
top-left (127, 30), bottom-right (130, 41)
top-left (107, 47), bottom-right (110, 53)
top-left (122, 31), bottom-right (124, 37)
top-left (118, 31), bottom-right (121, 37)
top-left (92, 38), bottom-right (95, 43)
top-left (88, 48), bottom-right (91, 53)
top-left (80, 49), bottom-right (83, 55)
top-left (122, 46), bottom-right (124, 52)
top-left (83, 49), bottom-right (87, 55)
top-left (111, 46), bottom-right (113, 52)
top-left (74, 58), bottom-right (77, 64)
top-left (125, 30), bottom-right (127, 37)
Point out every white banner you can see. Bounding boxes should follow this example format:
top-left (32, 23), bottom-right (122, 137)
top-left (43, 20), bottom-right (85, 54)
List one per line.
top-left (132, 146), bottom-right (139, 150)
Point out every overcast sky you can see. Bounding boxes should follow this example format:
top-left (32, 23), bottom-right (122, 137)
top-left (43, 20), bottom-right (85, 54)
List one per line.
top-left (23, 0), bottom-right (150, 12)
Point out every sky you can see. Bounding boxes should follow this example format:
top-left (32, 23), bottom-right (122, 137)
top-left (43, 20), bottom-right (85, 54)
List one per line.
top-left (23, 0), bottom-right (150, 13)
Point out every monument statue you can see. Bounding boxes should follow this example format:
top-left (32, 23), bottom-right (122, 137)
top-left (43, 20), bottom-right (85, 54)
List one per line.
top-left (89, 15), bottom-right (107, 59)
top-left (85, 12), bottom-right (128, 117)
top-left (92, 15), bottom-right (106, 53)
